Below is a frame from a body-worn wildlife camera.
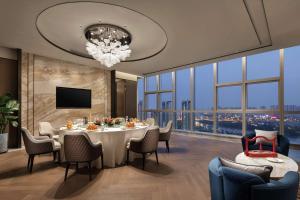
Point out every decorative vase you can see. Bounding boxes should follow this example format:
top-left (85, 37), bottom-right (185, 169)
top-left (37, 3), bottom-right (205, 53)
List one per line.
top-left (0, 133), bottom-right (8, 153)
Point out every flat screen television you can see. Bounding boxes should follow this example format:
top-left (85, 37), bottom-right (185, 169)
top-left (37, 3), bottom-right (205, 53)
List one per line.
top-left (56, 87), bottom-right (91, 109)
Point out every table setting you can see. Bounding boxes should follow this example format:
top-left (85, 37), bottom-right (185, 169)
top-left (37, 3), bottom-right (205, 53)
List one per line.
top-left (57, 117), bottom-right (150, 168)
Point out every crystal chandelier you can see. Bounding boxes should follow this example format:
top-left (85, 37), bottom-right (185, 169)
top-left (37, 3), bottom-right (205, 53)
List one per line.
top-left (85, 24), bottom-right (132, 68)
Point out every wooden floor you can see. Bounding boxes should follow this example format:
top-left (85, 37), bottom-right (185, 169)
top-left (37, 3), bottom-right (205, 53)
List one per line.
top-left (0, 134), bottom-right (273, 200)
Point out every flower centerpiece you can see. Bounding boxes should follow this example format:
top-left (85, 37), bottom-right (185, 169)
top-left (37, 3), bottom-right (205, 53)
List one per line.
top-left (94, 118), bottom-right (102, 126)
top-left (101, 117), bottom-right (123, 127)
top-left (103, 117), bottom-right (114, 127)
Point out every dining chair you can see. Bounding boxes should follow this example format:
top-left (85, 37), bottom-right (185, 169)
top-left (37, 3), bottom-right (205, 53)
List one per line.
top-left (145, 118), bottom-right (155, 126)
top-left (64, 132), bottom-right (103, 181)
top-left (39, 122), bottom-right (59, 140)
top-left (126, 127), bottom-right (159, 170)
top-left (21, 127), bottom-right (61, 173)
top-left (159, 120), bottom-right (173, 153)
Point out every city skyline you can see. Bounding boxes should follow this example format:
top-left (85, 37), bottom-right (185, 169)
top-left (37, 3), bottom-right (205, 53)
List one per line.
top-left (138, 45), bottom-right (300, 144)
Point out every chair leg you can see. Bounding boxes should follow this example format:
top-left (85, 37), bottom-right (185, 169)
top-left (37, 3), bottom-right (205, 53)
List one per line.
top-left (57, 151), bottom-right (61, 163)
top-left (142, 153), bottom-right (145, 170)
top-left (166, 140), bottom-right (170, 153)
top-left (76, 162), bottom-right (79, 172)
top-left (64, 162), bottom-right (70, 182)
top-left (155, 150), bottom-right (159, 165)
top-left (101, 153), bottom-right (104, 169)
top-left (126, 149), bottom-right (129, 165)
top-left (53, 151), bottom-right (57, 162)
top-left (27, 155), bottom-right (31, 171)
top-left (88, 161), bottom-right (92, 181)
top-left (29, 155), bottom-right (34, 173)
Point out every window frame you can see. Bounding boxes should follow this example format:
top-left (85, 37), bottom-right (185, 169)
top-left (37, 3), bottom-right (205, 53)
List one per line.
top-left (140, 47), bottom-right (300, 146)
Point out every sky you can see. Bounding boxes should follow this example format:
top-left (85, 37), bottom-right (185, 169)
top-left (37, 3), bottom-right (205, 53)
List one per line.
top-left (139, 45), bottom-right (300, 111)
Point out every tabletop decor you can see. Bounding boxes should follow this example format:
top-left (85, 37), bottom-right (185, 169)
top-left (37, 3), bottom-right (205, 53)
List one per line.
top-left (66, 120), bottom-right (73, 130)
top-left (87, 123), bottom-right (98, 131)
top-left (0, 94), bottom-right (19, 153)
top-left (126, 121), bottom-right (135, 128)
top-left (244, 135), bottom-right (277, 157)
top-left (102, 117), bottom-right (122, 127)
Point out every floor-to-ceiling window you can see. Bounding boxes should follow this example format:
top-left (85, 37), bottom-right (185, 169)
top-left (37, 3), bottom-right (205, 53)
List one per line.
top-left (194, 64), bottom-right (214, 133)
top-left (217, 58), bottom-right (243, 135)
top-left (284, 46), bottom-right (300, 144)
top-left (175, 68), bottom-right (191, 130)
top-left (137, 78), bottom-right (144, 120)
top-left (140, 45), bottom-right (300, 144)
top-left (159, 72), bottom-right (173, 127)
top-left (245, 50), bottom-right (281, 135)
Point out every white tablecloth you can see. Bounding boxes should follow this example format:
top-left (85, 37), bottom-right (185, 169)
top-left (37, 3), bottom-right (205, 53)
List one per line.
top-left (58, 126), bottom-right (148, 168)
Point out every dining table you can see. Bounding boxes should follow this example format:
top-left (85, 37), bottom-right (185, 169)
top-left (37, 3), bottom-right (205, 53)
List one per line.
top-left (58, 124), bottom-right (149, 168)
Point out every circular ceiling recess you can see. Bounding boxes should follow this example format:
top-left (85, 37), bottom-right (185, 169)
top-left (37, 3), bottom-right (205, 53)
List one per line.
top-left (36, 2), bottom-right (168, 62)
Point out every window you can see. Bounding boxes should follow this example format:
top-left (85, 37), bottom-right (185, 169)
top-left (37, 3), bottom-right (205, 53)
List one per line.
top-left (218, 58), bottom-right (242, 83)
top-left (145, 112), bottom-right (158, 124)
top-left (175, 112), bottom-right (190, 130)
top-left (284, 114), bottom-right (300, 145)
top-left (247, 50), bottom-right (280, 80)
top-left (160, 72), bottom-right (172, 91)
top-left (140, 44), bottom-right (300, 145)
top-left (160, 92), bottom-right (172, 110)
top-left (247, 82), bottom-right (278, 110)
top-left (137, 78), bottom-right (144, 120)
top-left (195, 64), bottom-right (214, 110)
top-left (146, 75), bottom-right (157, 91)
top-left (145, 94), bottom-right (157, 109)
top-left (160, 112), bottom-right (173, 127)
top-left (217, 113), bottom-right (242, 135)
top-left (284, 46), bottom-right (300, 112)
top-left (193, 112), bottom-right (213, 133)
top-left (218, 86), bottom-right (241, 110)
top-left (246, 113), bottom-right (280, 134)
top-left (176, 68), bottom-right (191, 110)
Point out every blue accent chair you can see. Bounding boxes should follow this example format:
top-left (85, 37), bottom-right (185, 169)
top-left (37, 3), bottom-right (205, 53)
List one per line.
top-left (241, 133), bottom-right (290, 156)
top-left (208, 157), bottom-right (299, 200)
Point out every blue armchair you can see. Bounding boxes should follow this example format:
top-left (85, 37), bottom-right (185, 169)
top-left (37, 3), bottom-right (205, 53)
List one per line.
top-left (241, 133), bottom-right (290, 156)
top-left (208, 157), bottom-right (299, 200)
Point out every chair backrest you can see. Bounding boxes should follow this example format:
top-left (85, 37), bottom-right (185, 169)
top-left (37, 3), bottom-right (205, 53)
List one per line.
top-left (159, 121), bottom-right (173, 141)
top-left (208, 157), bottom-right (224, 200)
top-left (251, 171), bottom-right (299, 200)
top-left (64, 132), bottom-right (99, 162)
top-left (165, 120), bottom-right (173, 131)
top-left (39, 122), bottom-right (55, 135)
top-left (21, 127), bottom-right (53, 155)
top-left (145, 118), bottom-right (155, 126)
top-left (140, 128), bottom-right (159, 153)
top-left (21, 128), bottom-right (35, 154)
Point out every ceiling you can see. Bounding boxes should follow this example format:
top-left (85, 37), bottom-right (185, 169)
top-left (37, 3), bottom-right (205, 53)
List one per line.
top-left (0, 0), bottom-right (300, 75)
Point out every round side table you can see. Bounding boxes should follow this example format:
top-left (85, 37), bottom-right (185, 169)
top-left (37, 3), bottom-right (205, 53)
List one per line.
top-left (235, 152), bottom-right (298, 179)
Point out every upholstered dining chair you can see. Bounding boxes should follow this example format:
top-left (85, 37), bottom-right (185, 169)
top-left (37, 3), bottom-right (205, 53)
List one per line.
top-left (39, 122), bottom-right (59, 140)
top-left (126, 127), bottom-right (160, 170)
top-left (145, 118), bottom-right (155, 126)
top-left (64, 132), bottom-right (103, 181)
top-left (159, 120), bottom-right (173, 153)
top-left (21, 127), bottom-right (61, 173)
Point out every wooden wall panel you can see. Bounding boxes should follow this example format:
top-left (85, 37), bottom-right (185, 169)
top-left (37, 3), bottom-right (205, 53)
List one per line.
top-left (21, 52), bottom-right (111, 135)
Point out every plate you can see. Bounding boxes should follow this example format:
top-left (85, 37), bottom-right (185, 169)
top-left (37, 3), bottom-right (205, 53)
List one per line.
top-left (266, 157), bottom-right (284, 163)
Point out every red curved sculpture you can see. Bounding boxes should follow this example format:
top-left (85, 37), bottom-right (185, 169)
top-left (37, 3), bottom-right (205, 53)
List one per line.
top-left (244, 136), bottom-right (277, 157)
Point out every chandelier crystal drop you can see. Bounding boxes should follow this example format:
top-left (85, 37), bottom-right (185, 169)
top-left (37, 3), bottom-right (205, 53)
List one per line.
top-left (85, 24), bottom-right (132, 68)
